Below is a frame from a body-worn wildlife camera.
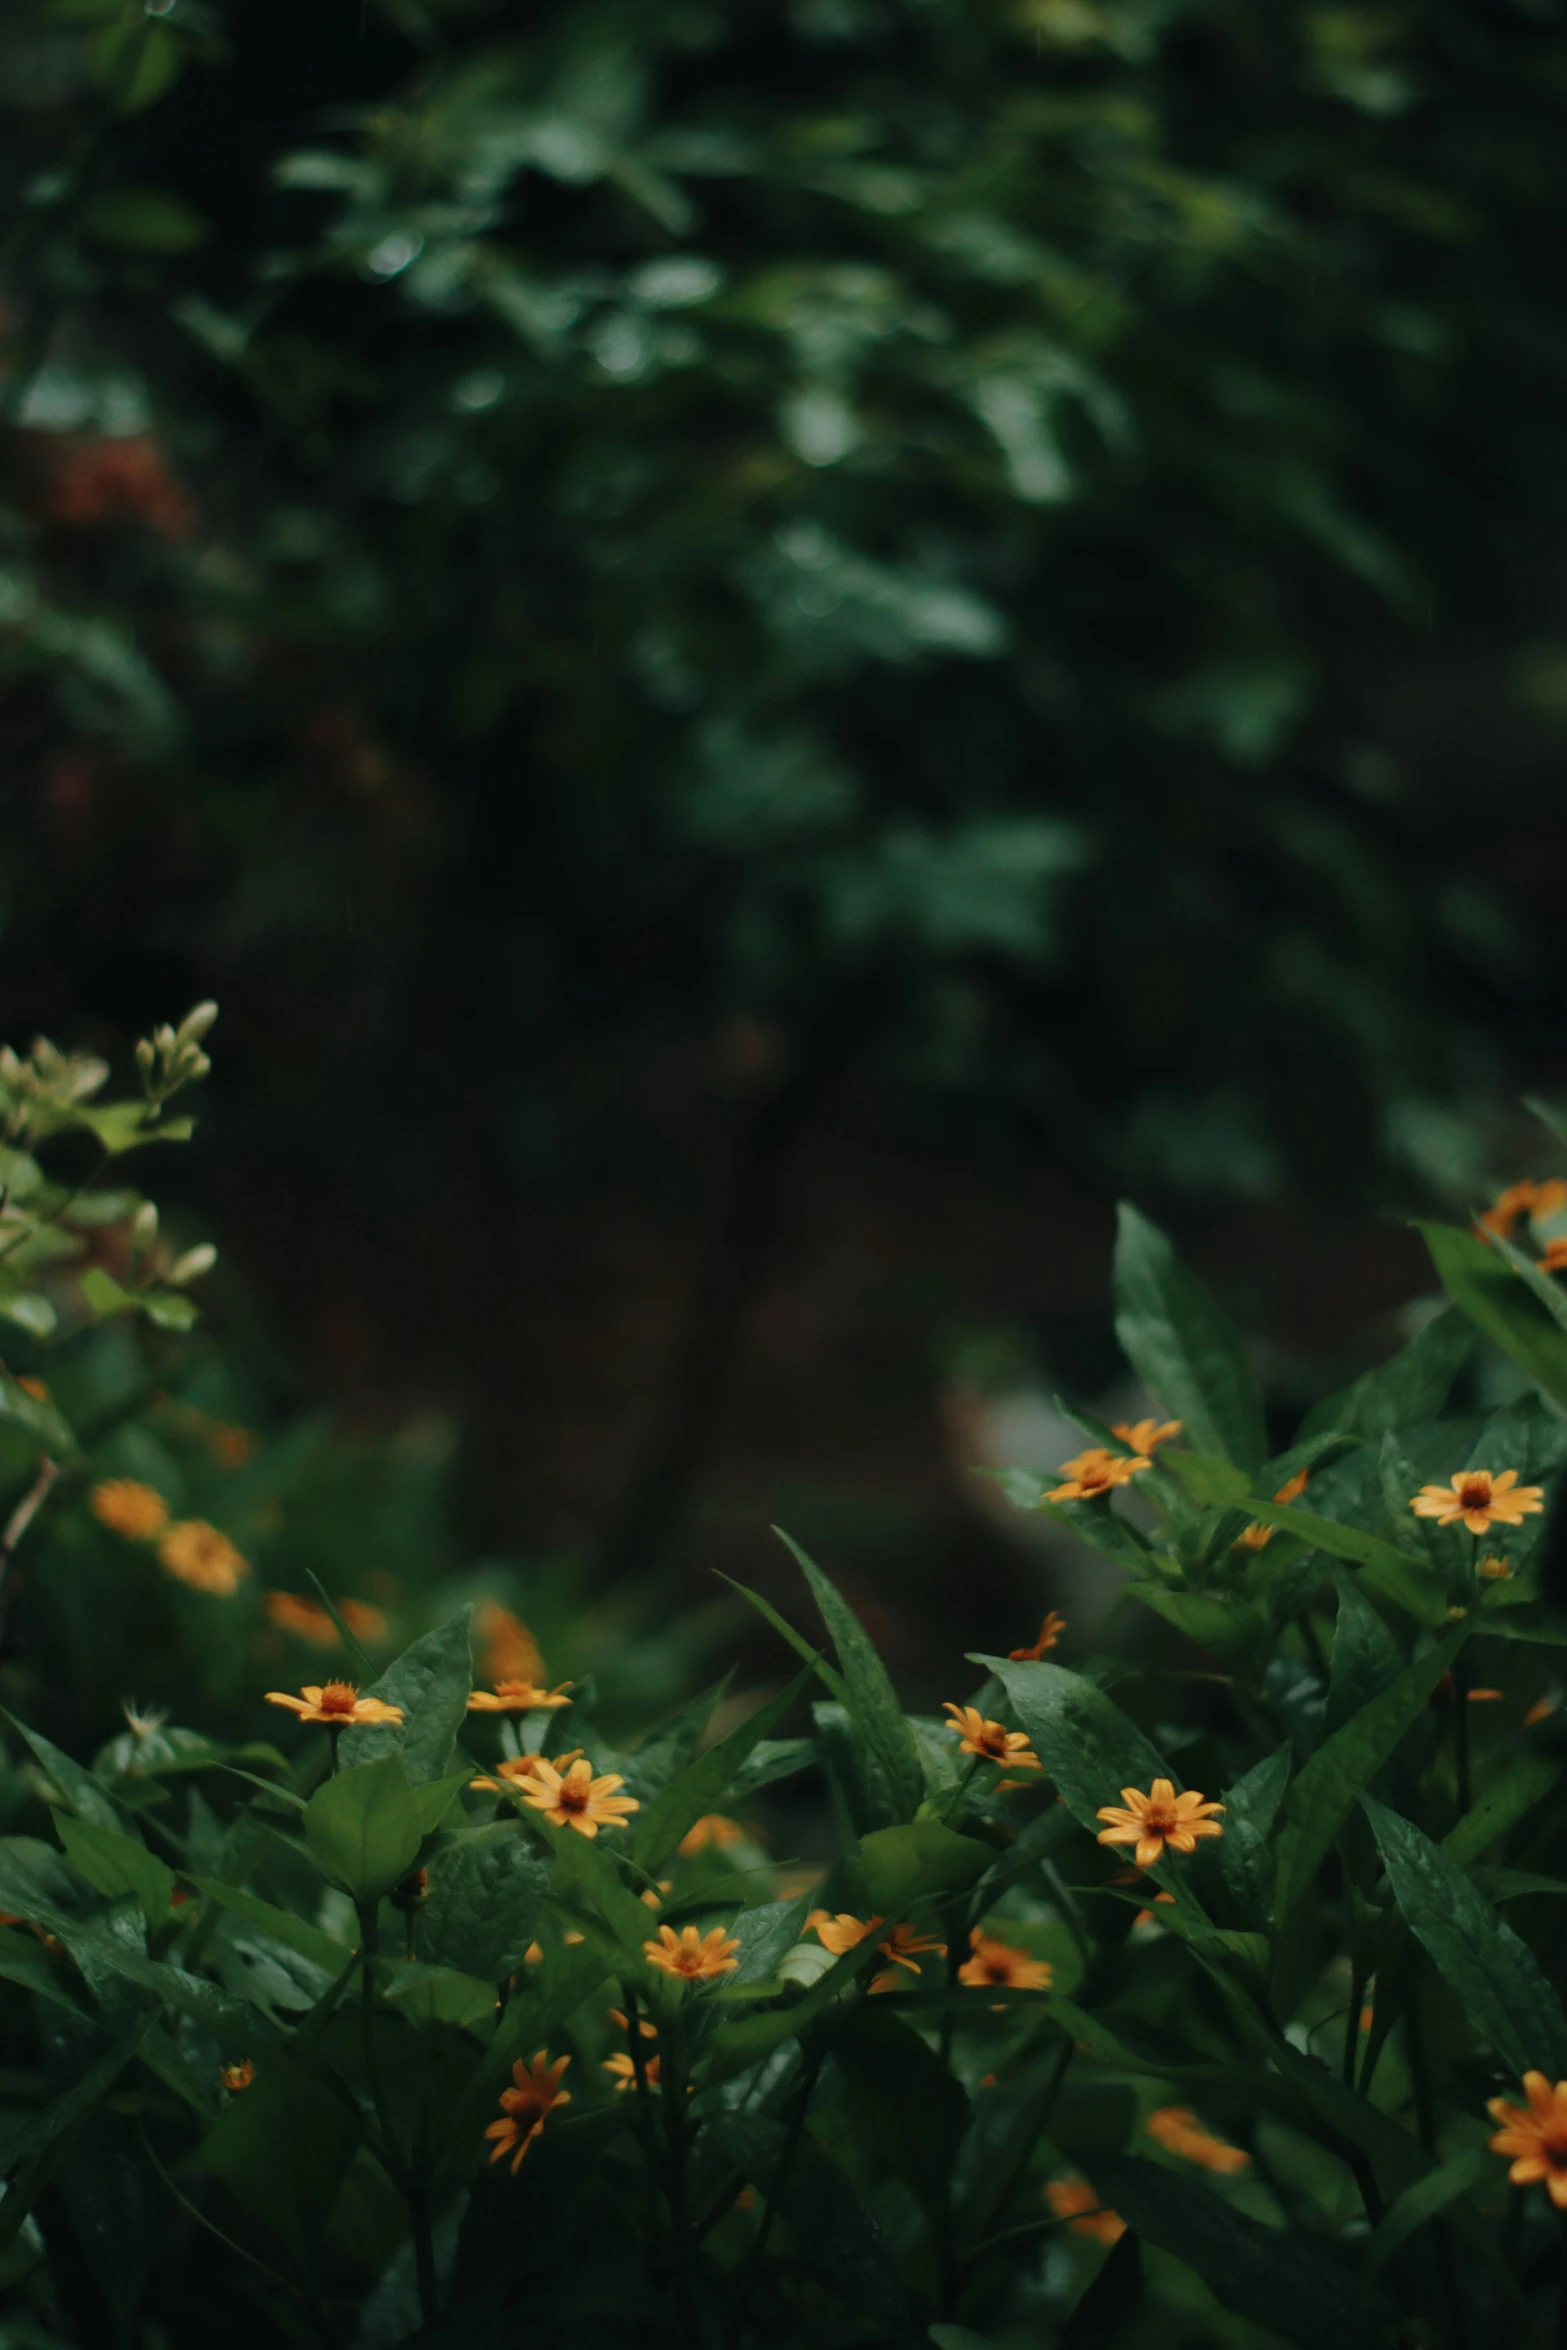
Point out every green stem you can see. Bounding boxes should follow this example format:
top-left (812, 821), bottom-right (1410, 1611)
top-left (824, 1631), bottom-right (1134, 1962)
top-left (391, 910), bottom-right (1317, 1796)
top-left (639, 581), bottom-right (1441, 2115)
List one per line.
top-left (725, 2038), bottom-right (827, 2350)
top-left (356, 1902), bottom-right (438, 2328)
top-left (621, 1985), bottom-right (666, 2283)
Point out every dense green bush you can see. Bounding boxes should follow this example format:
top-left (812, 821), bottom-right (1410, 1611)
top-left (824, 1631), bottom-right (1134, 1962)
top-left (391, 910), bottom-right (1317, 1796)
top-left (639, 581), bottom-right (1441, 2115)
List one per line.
top-left (0, 1011), bottom-right (1566, 2346)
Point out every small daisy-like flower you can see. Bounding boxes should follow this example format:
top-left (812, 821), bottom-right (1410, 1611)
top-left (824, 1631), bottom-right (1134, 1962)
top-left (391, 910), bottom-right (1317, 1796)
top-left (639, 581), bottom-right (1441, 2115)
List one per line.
top-left (1111, 1418), bottom-right (1181, 1455)
top-left (942, 1703), bottom-right (1041, 1771)
top-left (1095, 1779), bottom-right (1224, 1870)
top-left (341, 1599), bottom-right (388, 1643)
top-left (1234, 1467), bottom-right (1309, 1553)
top-left (1047, 1450), bottom-right (1151, 1504)
top-left (264, 1591), bottom-right (338, 1643)
top-left (1478, 1554), bottom-right (1513, 1581)
top-left (1540, 1238), bottom-right (1567, 1275)
top-left (473, 1602), bottom-right (546, 1689)
top-left (870, 1921), bottom-right (946, 1993)
top-left (264, 1681), bottom-right (404, 1728)
top-left (603, 2050), bottom-right (661, 2092)
top-left (1009, 1611), bottom-right (1066, 1662)
top-left (471, 1749), bottom-right (583, 1794)
top-left (678, 1814), bottom-right (748, 1856)
top-left (159, 1520), bottom-right (248, 1596)
top-left (219, 2058), bottom-right (254, 2093)
top-left (644, 1923), bottom-right (741, 1980)
top-left (806, 1909), bottom-right (881, 1957)
top-left (1146, 2105), bottom-right (1249, 2173)
top-left (90, 1479), bottom-right (169, 1542)
top-left (957, 1926), bottom-right (1053, 1992)
top-left (468, 1679), bottom-right (574, 1713)
top-left (1410, 1468), bottom-right (1545, 1536)
top-left (1488, 2072), bottom-right (1567, 2207)
top-left (1045, 2177), bottom-right (1124, 2243)
top-left (1480, 1179), bottom-right (1567, 1236)
top-left (484, 2051), bottom-right (571, 2174)
top-left (521, 1755), bottom-right (637, 1838)
top-left (805, 1911), bottom-right (944, 1988)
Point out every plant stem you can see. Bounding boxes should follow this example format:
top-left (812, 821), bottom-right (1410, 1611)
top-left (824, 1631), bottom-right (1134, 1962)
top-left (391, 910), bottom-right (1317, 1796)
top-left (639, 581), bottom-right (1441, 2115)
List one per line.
top-left (725, 2038), bottom-right (827, 2350)
top-left (356, 1901), bottom-right (438, 2328)
top-left (660, 2017), bottom-right (700, 2349)
top-left (1343, 1969), bottom-right (1367, 2090)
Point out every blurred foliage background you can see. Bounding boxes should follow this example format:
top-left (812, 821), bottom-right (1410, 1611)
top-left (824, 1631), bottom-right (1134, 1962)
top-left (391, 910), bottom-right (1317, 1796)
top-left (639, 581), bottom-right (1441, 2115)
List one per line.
top-left (4, 0), bottom-right (1567, 1673)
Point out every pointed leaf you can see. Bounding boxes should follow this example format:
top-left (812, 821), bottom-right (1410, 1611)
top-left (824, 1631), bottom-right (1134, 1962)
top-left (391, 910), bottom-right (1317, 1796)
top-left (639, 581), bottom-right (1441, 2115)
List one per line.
top-left (1113, 1204), bottom-right (1266, 1469)
top-left (1325, 1573), bottom-right (1404, 1734)
top-left (1422, 1220), bottom-right (1567, 1413)
top-left (350, 1612), bottom-right (473, 1783)
top-left (777, 1530), bottom-right (924, 1822)
top-left (416, 1823), bottom-right (548, 1981)
top-left (302, 1756), bottom-right (423, 1900)
top-left (633, 1667), bottom-right (812, 1869)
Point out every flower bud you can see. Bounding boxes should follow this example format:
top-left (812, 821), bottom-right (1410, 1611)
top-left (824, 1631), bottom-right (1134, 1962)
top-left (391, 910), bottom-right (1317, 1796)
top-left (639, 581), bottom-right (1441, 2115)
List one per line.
top-left (177, 1002), bottom-right (219, 1045)
top-left (135, 1038), bottom-right (155, 1074)
top-left (132, 1202), bottom-right (159, 1244)
top-left (154, 1026), bottom-right (177, 1057)
top-left (167, 1243), bottom-right (217, 1286)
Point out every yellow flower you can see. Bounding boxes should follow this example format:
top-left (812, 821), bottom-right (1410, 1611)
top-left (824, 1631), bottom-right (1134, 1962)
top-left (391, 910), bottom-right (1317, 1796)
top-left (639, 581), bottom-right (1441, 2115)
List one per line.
top-left (957, 1926), bottom-right (1053, 1992)
top-left (1009, 1611), bottom-right (1066, 1661)
top-left (264, 1680), bottom-right (404, 1728)
top-left (678, 1814), bottom-right (748, 1856)
top-left (608, 2006), bottom-right (657, 2040)
top-left (1410, 1468), bottom-right (1545, 1536)
top-left (1488, 2072), bottom-right (1567, 2207)
top-left (1146, 2105), bottom-right (1249, 2173)
top-left (468, 1679), bottom-right (574, 1713)
top-left (1047, 1449), bottom-right (1151, 1504)
top-left (1111, 1418), bottom-right (1181, 1455)
top-left (473, 1602), bottom-right (545, 1689)
top-left (521, 1755), bottom-right (637, 1838)
top-left (159, 1520), bottom-right (248, 1595)
top-left (1234, 1467), bottom-right (1309, 1552)
top-left (805, 1911), bottom-right (944, 1988)
top-left (603, 2050), bottom-right (661, 2092)
top-left (1095, 1779), bottom-right (1223, 1870)
top-left (1541, 1238), bottom-right (1567, 1275)
top-left (471, 1749), bottom-right (586, 1795)
top-left (90, 1479), bottom-right (169, 1542)
top-left (643, 1923), bottom-right (741, 1980)
top-left (341, 1598), bottom-right (388, 1643)
top-left (1478, 1554), bottom-right (1513, 1581)
top-left (484, 2051), bottom-right (571, 2173)
top-left (218, 2058), bottom-right (254, 2093)
top-left (264, 1591), bottom-right (338, 1644)
top-left (1481, 1178), bottom-right (1567, 1236)
top-left (942, 1703), bottom-right (1041, 1771)
top-left (1045, 2177), bottom-right (1124, 2243)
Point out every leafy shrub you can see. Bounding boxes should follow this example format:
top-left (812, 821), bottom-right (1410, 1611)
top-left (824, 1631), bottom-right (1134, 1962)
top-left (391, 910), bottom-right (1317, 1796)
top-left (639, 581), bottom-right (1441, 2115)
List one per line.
top-left (0, 1021), bottom-right (1565, 2348)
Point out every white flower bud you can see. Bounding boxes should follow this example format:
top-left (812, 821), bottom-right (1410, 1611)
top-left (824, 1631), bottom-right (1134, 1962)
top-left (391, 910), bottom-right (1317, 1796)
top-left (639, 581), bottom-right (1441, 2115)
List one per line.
top-left (177, 1001), bottom-right (219, 1045)
top-left (132, 1202), bottom-right (159, 1243)
top-left (135, 1038), bottom-right (156, 1073)
top-left (154, 1026), bottom-right (177, 1057)
top-left (167, 1243), bottom-right (217, 1286)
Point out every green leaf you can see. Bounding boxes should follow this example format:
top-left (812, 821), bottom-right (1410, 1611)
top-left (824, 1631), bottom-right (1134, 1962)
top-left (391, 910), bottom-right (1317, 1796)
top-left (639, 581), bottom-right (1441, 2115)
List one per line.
top-left (777, 1529), bottom-right (924, 1822)
top-left (79, 1267), bottom-right (135, 1319)
top-left (718, 1574), bottom-right (848, 1704)
top-left (546, 1813), bottom-right (660, 1965)
top-left (6, 1711), bottom-right (123, 1828)
top-left (833, 2002), bottom-right (968, 2218)
top-left (0, 1374), bottom-right (77, 1456)
top-left (1163, 1451), bottom-right (1251, 1508)
top-left (350, 1612), bottom-right (472, 1783)
top-left (728, 1894), bottom-right (812, 1983)
top-left (1362, 1794), bottom-right (1567, 2078)
top-left (1444, 1754), bottom-right (1562, 1867)
top-left (193, 1880), bottom-right (351, 1976)
top-left (83, 187), bottom-right (207, 252)
top-left (1112, 1204), bottom-right (1266, 1469)
top-left (633, 1666), bottom-right (812, 1869)
top-left (1218, 1743), bottom-right (1291, 1924)
top-left (1366, 2148), bottom-right (1492, 2274)
top-left (56, 1815), bottom-right (172, 1929)
top-left (303, 1757), bottom-right (423, 1901)
top-left (378, 1960), bottom-right (496, 2036)
top-left (706, 1927), bottom-right (886, 2083)
top-left (1422, 1220), bottom-right (1567, 1413)
top-left (0, 1293), bottom-right (56, 1340)
top-left (70, 1104), bottom-right (193, 1156)
top-left (1300, 1305), bottom-right (1474, 1441)
top-left (1240, 1498), bottom-right (1445, 1625)
top-left (1059, 2230), bottom-right (1143, 2350)
top-left (855, 1821), bottom-right (990, 1912)
top-left (717, 2111), bottom-right (914, 2330)
top-left (198, 2051), bottom-right (360, 2264)
top-left (1273, 1625), bottom-right (1465, 1918)
top-left (0, 1923), bottom-right (86, 2016)
top-left (1325, 1572), bottom-right (1404, 1733)
top-left (140, 1288), bottom-right (199, 1332)
top-left (416, 1823), bottom-right (548, 1980)
top-left (1485, 1224), bottom-right (1567, 1335)
top-left (1090, 2155), bottom-right (1397, 2350)
top-left (0, 2017), bottom-right (154, 2232)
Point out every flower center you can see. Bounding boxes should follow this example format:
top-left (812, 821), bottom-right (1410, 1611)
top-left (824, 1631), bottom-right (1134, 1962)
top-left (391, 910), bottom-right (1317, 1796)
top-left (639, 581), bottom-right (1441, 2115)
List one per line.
top-left (1079, 1464), bottom-right (1111, 1491)
top-left (558, 1779), bottom-right (588, 1812)
top-left (1143, 1796), bottom-right (1179, 1834)
top-left (319, 1683), bottom-right (359, 1715)
top-left (1457, 1475), bottom-right (1491, 1509)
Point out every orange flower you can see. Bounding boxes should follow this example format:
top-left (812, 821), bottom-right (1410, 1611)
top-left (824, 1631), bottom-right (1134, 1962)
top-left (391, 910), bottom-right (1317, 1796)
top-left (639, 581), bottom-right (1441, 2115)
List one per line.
top-left (1478, 1554), bottom-right (1513, 1581)
top-left (678, 1814), bottom-right (748, 1855)
top-left (1541, 1238), bottom-right (1567, 1275)
top-left (603, 2051), bottom-right (662, 2092)
top-left (1234, 1467), bottom-right (1309, 1552)
top-left (468, 1678), bottom-right (574, 1713)
top-left (1111, 1418), bottom-right (1181, 1455)
top-left (608, 2006), bottom-right (657, 2040)
top-left (1047, 1449), bottom-right (1150, 1504)
top-left (1488, 2072), bottom-right (1567, 2207)
top-left (159, 1521), bottom-right (249, 1595)
top-left (942, 1704), bottom-right (1041, 1771)
top-left (471, 1749), bottom-right (585, 1795)
top-left (341, 1598), bottom-right (389, 1643)
top-left (90, 1479), bottom-right (169, 1542)
top-left (264, 1591), bottom-right (338, 1644)
top-left (1095, 1779), bottom-right (1224, 1870)
top-left (870, 1921), bottom-right (946, 1992)
top-left (473, 1602), bottom-right (546, 1689)
top-left (521, 1755), bottom-right (637, 1838)
top-left (209, 1424), bottom-right (254, 1469)
top-left (1045, 2177), bottom-right (1124, 2243)
top-left (644, 1924), bottom-right (741, 1980)
top-left (1146, 2105), bottom-right (1249, 2173)
top-left (219, 2058), bottom-right (254, 2093)
top-left (264, 1681), bottom-right (404, 1728)
top-left (806, 1911), bottom-right (944, 1987)
top-left (1410, 1468), bottom-right (1544, 1536)
top-left (957, 1926), bottom-right (1053, 1992)
top-left (1009, 1611), bottom-right (1066, 1662)
top-left (484, 2051), bottom-right (571, 2173)
top-left (1525, 1696), bottom-right (1557, 1728)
